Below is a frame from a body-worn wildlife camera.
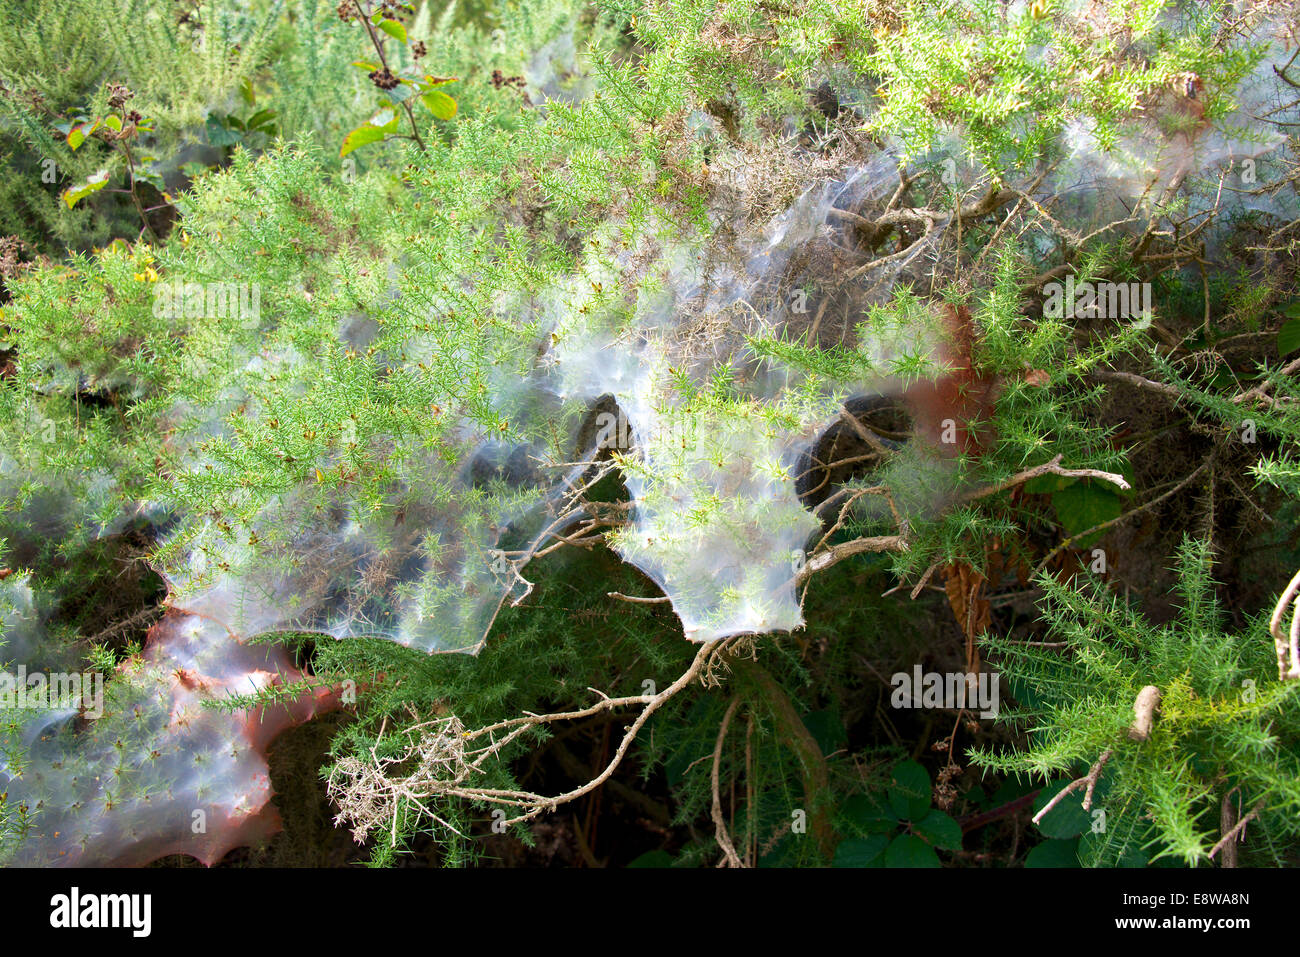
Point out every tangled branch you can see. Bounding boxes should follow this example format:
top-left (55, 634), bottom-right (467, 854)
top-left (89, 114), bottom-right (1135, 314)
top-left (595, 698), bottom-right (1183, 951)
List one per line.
top-left (327, 637), bottom-right (738, 846)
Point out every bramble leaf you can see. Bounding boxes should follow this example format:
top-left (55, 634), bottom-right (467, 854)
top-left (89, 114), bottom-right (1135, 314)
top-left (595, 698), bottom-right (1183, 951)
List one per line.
top-left (885, 833), bottom-right (941, 867)
top-left (340, 107), bottom-right (400, 157)
top-left (1278, 318), bottom-right (1300, 356)
top-left (376, 19), bottom-right (406, 42)
top-left (62, 169), bottom-right (110, 208)
top-left (420, 90), bottom-right (457, 120)
top-left (913, 809), bottom-right (962, 850)
top-left (833, 835), bottom-right (889, 867)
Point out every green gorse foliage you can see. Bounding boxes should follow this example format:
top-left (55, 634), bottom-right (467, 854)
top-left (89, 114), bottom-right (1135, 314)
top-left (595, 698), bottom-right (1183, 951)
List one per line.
top-left (0, 0), bottom-right (1298, 867)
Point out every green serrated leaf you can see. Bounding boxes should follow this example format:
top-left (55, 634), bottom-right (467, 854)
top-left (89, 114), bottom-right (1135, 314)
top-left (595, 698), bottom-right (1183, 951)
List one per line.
top-left (833, 835), bottom-right (889, 867)
top-left (205, 116), bottom-right (240, 148)
top-left (388, 82), bottom-right (416, 104)
top-left (420, 89), bottom-right (457, 120)
top-left (841, 793), bottom-right (899, 834)
top-left (1025, 838), bottom-right (1080, 867)
top-left (1051, 481), bottom-right (1122, 545)
top-left (376, 18), bottom-right (407, 42)
top-left (62, 169), bottom-right (111, 208)
top-left (885, 833), bottom-right (941, 867)
top-left (913, 809), bottom-right (962, 850)
top-left (136, 169), bottom-right (166, 192)
top-left (340, 107), bottom-right (400, 157)
top-left (1279, 319), bottom-right (1300, 356)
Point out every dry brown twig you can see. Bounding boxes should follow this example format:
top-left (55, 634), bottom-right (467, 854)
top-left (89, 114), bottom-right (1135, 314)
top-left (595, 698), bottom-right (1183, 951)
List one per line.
top-left (1091, 368), bottom-right (1184, 400)
top-left (711, 696), bottom-right (745, 868)
top-left (1030, 684), bottom-right (1163, 827)
top-left (1031, 459), bottom-right (1212, 581)
top-left (1031, 749), bottom-right (1114, 827)
top-left (1268, 567), bottom-right (1300, 681)
top-left (795, 534), bottom-right (909, 585)
top-left (960, 453), bottom-right (1130, 504)
top-left (848, 455), bottom-right (1130, 602)
top-left (1230, 356), bottom-right (1300, 410)
top-left (607, 591), bottom-right (671, 604)
top-left (327, 637), bottom-right (741, 846)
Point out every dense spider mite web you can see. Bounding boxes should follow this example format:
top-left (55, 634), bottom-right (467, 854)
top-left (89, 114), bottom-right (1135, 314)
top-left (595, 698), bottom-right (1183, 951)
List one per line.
top-left (1, 7), bottom-right (1298, 865)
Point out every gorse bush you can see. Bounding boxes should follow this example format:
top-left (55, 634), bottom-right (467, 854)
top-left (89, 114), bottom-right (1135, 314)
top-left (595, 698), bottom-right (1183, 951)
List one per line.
top-left (0, 0), bottom-right (1298, 868)
top-left (976, 538), bottom-right (1300, 867)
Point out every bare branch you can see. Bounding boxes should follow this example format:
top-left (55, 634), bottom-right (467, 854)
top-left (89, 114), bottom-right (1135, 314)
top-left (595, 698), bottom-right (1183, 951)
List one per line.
top-left (797, 534), bottom-right (909, 584)
top-left (711, 696), bottom-right (745, 868)
top-left (328, 640), bottom-right (726, 844)
top-left (608, 591), bottom-right (671, 604)
top-left (961, 454), bottom-right (1131, 504)
top-left (1031, 749), bottom-right (1113, 826)
top-left (1268, 567), bottom-right (1300, 681)
top-left (1209, 799), bottom-right (1265, 861)
top-left (1092, 369), bottom-right (1183, 400)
